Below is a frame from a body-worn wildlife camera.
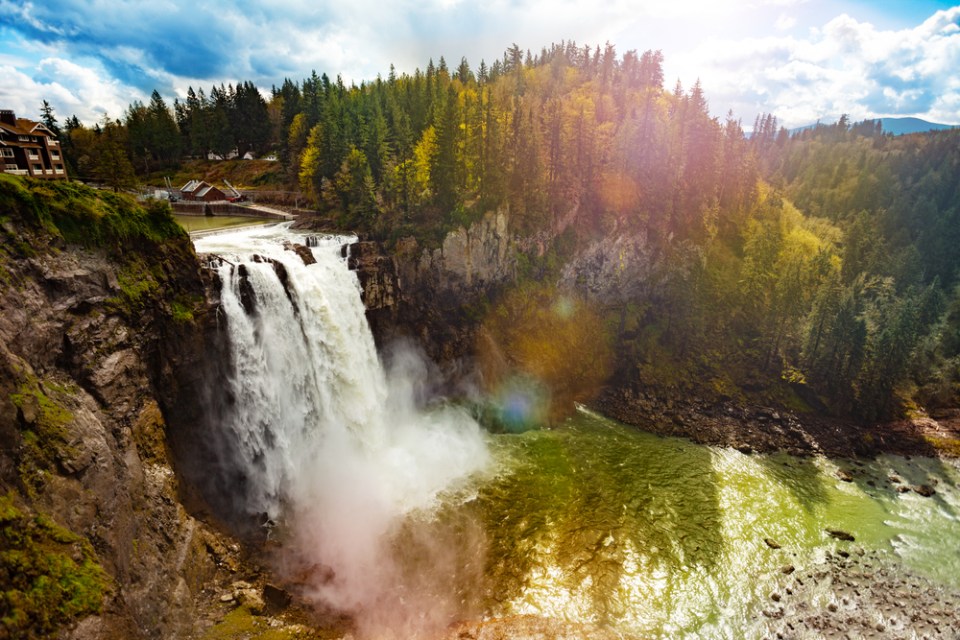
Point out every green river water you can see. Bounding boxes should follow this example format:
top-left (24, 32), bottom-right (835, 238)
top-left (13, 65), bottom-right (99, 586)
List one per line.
top-left (449, 408), bottom-right (960, 638)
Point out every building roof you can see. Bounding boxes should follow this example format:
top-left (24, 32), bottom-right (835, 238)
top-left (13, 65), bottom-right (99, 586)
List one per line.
top-left (0, 117), bottom-right (54, 138)
top-left (180, 180), bottom-right (226, 199)
top-left (180, 179), bottom-right (203, 193)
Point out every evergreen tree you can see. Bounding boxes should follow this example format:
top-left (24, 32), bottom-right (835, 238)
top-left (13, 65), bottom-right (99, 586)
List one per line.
top-left (208, 84), bottom-right (234, 158)
top-left (233, 81), bottom-right (271, 156)
top-left (326, 146), bottom-right (378, 227)
top-left (94, 115), bottom-right (136, 191)
top-left (39, 100), bottom-right (61, 139)
top-left (148, 90), bottom-right (181, 166)
top-left (430, 85), bottom-right (460, 213)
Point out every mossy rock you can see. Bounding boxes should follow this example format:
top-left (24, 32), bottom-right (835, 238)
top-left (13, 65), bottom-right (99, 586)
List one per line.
top-left (133, 400), bottom-right (168, 465)
top-left (201, 604), bottom-right (331, 639)
top-left (0, 492), bottom-right (109, 637)
top-left (9, 374), bottom-right (81, 496)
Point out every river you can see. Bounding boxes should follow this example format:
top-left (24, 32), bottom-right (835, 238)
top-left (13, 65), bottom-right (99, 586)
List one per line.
top-left (194, 224), bottom-right (960, 639)
top-left (461, 409), bottom-right (960, 638)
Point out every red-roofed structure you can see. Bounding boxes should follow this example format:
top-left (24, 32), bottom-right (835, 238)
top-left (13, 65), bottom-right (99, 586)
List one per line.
top-left (180, 179), bottom-right (227, 202)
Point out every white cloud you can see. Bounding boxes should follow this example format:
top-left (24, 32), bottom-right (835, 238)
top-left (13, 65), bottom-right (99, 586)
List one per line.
top-left (0, 52), bottom-right (30, 66)
top-left (0, 0), bottom-right (68, 36)
top-left (1, 56), bottom-right (146, 123)
top-left (674, 6), bottom-right (960, 128)
top-left (0, 65), bottom-right (71, 118)
top-left (776, 14), bottom-right (797, 31)
top-left (2, 0), bottom-right (957, 129)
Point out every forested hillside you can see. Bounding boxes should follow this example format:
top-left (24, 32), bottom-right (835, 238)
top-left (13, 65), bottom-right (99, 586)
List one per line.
top-left (46, 41), bottom-right (960, 421)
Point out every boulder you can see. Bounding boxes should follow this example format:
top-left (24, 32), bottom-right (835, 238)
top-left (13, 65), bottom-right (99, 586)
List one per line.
top-left (826, 529), bottom-right (856, 542)
top-left (913, 484), bottom-right (936, 497)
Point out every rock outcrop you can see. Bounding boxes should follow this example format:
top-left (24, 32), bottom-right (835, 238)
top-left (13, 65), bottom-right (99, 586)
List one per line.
top-left (0, 180), bottom-right (241, 638)
top-left (558, 231), bottom-right (659, 304)
top-left (346, 210), bottom-right (516, 370)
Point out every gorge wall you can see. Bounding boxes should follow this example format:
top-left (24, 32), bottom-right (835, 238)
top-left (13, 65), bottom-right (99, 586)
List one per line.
top-left (0, 179), bottom-right (241, 639)
top-left (347, 209), bottom-right (662, 415)
top-left (351, 210), bottom-right (517, 369)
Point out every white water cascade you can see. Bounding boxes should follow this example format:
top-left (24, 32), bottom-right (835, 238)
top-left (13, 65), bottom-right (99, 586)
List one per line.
top-left (194, 225), bottom-right (490, 637)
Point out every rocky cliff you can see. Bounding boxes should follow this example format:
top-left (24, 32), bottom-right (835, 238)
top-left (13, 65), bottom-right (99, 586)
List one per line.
top-left (0, 177), bottom-right (241, 638)
top-left (347, 210), bottom-right (516, 371)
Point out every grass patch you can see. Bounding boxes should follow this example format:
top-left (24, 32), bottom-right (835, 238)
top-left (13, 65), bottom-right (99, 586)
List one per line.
top-left (201, 605), bottom-right (328, 640)
top-left (0, 174), bottom-right (185, 254)
top-left (0, 493), bottom-right (109, 637)
top-left (116, 260), bottom-right (160, 309)
top-left (924, 435), bottom-right (960, 458)
top-left (169, 293), bottom-right (205, 324)
top-left (170, 300), bottom-right (194, 323)
top-left (154, 159), bottom-right (285, 191)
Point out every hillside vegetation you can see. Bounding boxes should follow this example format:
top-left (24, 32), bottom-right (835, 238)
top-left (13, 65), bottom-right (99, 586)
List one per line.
top-left (47, 41), bottom-right (960, 421)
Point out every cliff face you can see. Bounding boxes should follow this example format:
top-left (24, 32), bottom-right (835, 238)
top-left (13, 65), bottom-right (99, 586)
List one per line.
top-left (0, 178), bottom-right (238, 639)
top-left (351, 210), bottom-right (516, 369)
top-left (353, 210), bottom-right (662, 375)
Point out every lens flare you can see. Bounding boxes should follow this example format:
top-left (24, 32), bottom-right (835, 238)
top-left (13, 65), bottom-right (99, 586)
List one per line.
top-left (495, 375), bottom-right (550, 432)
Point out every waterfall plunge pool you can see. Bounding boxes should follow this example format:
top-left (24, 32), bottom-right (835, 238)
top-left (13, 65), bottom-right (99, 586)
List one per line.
top-left (194, 225), bottom-right (960, 639)
top-left (458, 408), bottom-right (960, 638)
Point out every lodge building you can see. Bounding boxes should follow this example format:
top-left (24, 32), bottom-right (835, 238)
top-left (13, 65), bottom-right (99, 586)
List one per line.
top-left (0, 110), bottom-right (67, 179)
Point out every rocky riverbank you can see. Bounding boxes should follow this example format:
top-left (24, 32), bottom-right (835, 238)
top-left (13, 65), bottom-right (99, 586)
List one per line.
top-left (593, 386), bottom-right (960, 460)
top-left (757, 544), bottom-right (960, 639)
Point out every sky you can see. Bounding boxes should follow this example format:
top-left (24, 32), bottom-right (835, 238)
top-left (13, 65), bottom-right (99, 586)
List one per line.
top-left (1, 0), bottom-right (959, 129)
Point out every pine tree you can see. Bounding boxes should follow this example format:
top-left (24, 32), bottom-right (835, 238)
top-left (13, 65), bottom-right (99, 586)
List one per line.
top-left (94, 115), bottom-right (136, 192)
top-left (208, 84), bottom-right (234, 158)
top-left (148, 90), bottom-right (181, 166)
top-left (328, 146), bottom-right (378, 227)
top-left (233, 81), bottom-right (270, 156)
top-left (430, 85), bottom-right (460, 213)
top-left (39, 100), bottom-right (61, 138)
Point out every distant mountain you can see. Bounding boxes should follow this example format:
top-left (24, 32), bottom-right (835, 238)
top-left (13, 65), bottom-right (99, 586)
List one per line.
top-left (878, 117), bottom-right (959, 135)
top-left (788, 117), bottom-right (959, 136)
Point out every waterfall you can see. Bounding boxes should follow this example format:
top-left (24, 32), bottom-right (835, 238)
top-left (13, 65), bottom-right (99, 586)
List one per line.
top-left (194, 225), bottom-right (490, 637)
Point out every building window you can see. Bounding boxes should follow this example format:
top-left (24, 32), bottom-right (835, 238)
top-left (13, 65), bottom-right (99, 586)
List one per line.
top-left (1, 148), bottom-right (12, 157)
top-left (51, 151), bottom-right (60, 160)
top-left (18, 135), bottom-right (30, 142)
top-left (32, 164), bottom-right (42, 173)
top-left (6, 164), bottom-right (19, 171)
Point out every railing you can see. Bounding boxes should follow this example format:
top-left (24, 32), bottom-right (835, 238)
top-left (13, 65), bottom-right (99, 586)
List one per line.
top-left (3, 169), bottom-right (28, 176)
